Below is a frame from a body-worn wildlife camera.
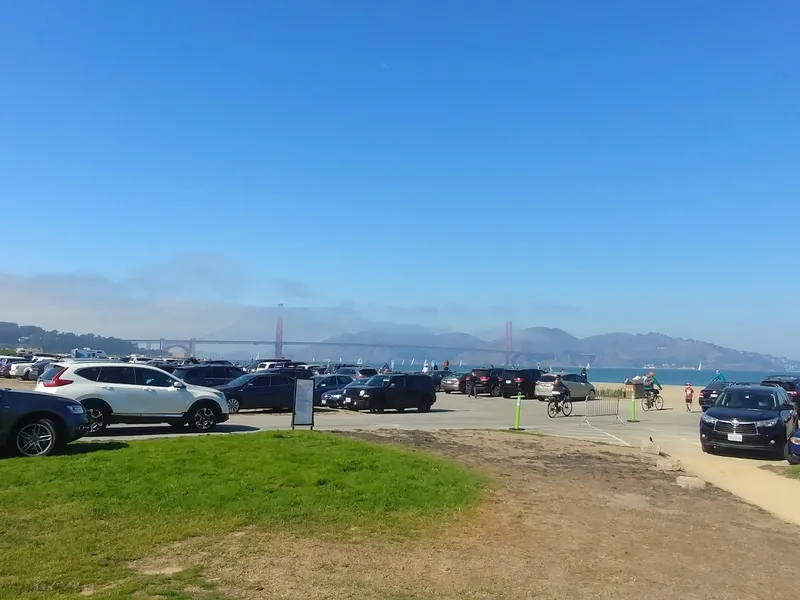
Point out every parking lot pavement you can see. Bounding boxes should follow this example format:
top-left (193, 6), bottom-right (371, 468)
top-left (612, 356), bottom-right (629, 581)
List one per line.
top-left (89, 392), bottom-right (702, 446)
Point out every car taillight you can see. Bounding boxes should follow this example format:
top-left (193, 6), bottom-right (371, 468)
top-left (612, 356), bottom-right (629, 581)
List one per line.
top-left (514, 377), bottom-right (524, 383)
top-left (789, 391), bottom-right (798, 397)
top-left (479, 376), bottom-right (489, 381)
top-left (42, 367), bottom-right (73, 387)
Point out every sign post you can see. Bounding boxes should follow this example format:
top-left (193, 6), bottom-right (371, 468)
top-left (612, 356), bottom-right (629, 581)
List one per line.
top-left (292, 378), bottom-right (315, 430)
top-left (627, 388), bottom-right (639, 423)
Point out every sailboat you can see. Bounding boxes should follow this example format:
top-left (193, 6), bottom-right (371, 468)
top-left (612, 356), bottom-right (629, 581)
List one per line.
top-left (458, 360), bottom-right (463, 367)
top-left (410, 358), bottom-right (415, 367)
top-left (357, 357), bottom-right (363, 366)
top-left (698, 362), bottom-right (702, 371)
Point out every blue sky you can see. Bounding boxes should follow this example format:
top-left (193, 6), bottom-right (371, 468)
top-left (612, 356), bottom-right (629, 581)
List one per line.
top-left (1, 1), bottom-right (798, 355)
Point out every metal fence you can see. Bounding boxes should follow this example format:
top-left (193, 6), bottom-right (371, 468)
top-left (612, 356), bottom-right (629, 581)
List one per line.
top-left (579, 397), bottom-right (624, 425)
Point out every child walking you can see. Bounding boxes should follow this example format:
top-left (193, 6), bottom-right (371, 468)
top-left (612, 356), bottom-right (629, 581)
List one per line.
top-left (684, 383), bottom-right (694, 412)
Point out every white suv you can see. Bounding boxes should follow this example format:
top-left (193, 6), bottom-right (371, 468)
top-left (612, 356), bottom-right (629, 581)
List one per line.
top-left (35, 361), bottom-right (229, 434)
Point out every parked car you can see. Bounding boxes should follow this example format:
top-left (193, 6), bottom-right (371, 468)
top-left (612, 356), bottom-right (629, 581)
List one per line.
top-left (699, 384), bottom-right (796, 457)
top-left (216, 373), bottom-right (297, 413)
top-left (342, 373), bottom-right (436, 412)
top-left (0, 388), bottom-right (88, 457)
top-left (427, 370), bottom-right (453, 392)
top-left (784, 430), bottom-right (800, 464)
top-left (440, 372), bottom-right (466, 394)
top-left (9, 356), bottom-right (59, 380)
top-left (535, 373), bottom-right (596, 400)
top-left (0, 356), bottom-right (28, 378)
top-left (172, 364), bottom-right (247, 388)
top-left (35, 362), bottom-right (229, 434)
top-left (16, 359), bottom-right (53, 381)
top-left (335, 366), bottom-right (378, 379)
top-left (320, 378), bottom-right (363, 408)
top-left (264, 367), bottom-right (314, 379)
top-left (499, 368), bottom-right (544, 399)
top-left (698, 381), bottom-right (733, 412)
top-left (313, 374), bottom-right (354, 406)
top-left (761, 375), bottom-right (800, 404)
top-left (467, 368), bottom-right (505, 397)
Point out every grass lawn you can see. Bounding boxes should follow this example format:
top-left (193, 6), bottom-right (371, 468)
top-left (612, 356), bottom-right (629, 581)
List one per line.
top-left (759, 464), bottom-right (800, 478)
top-left (0, 431), bottom-right (484, 600)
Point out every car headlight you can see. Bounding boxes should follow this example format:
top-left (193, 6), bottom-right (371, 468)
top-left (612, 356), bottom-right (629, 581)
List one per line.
top-left (68, 405), bottom-right (85, 414)
top-left (755, 418), bottom-right (779, 427)
top-left (700, 414), bottom-right (717, 425)
top-left (359, 390), bottom-right (370, 397)
top-left (790, 436), bottom-right (800, 445)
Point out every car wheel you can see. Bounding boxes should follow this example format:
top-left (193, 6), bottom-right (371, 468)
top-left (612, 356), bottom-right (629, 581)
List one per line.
top-left (586, 390), bottom-right (596, 401)
top-left (502, 393), bottom-right (511, 399)
top-left (82, 400), bottom-right (110, 435)
top-left (396, 406), bottom-right (406, 413)
top-left (490, 385), bottom-right (501, 397)
top-left (434, 383), bottom-right (441, 392)
top-left (22, 370), bottom-right (31, 381)
top-left (368, 400), bottom-right (385, 414)
top-left (445, 390), bottom-right (451, 394)
top-left (227, 397), bottom-right (241, 414)
top-left (701, 443), bottom-right (714, 454)
top-left (13, 417), bottom-right (63, 457)
top-left (187, 404), bottom-right (219, 432)
top-left (418, 402), bottom-right (432, 413)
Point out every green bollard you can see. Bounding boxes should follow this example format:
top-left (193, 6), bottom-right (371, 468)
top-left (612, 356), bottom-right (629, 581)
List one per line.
top-left (627, 389), bottom-right (639, 423)
top-left (511, 389), bottom-right (524, 430)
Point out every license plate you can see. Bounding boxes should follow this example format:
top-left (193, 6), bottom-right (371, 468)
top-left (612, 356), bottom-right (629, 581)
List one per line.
top-left (506, 380), bottom-right (512, 384)
top-left (710, 393), bottom-right (718, 398)
top-left (727, 433), bottom-right (743, 442)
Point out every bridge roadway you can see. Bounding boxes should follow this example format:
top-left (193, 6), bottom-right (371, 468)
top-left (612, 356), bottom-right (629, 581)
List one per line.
top-left (92, 392), bottom-right (703, 448)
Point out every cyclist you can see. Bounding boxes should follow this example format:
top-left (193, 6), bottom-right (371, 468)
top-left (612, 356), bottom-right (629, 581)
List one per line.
top-left (553, 375), bottom-right (571, 408)
top-left (643, 371), bottom-right (663, 400)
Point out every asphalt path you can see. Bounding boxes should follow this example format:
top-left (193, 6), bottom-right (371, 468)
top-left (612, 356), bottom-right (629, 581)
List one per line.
top-left (91, 392), bottom-right (704, 448)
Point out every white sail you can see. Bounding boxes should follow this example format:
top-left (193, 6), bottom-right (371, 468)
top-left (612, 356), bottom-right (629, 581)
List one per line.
top-left (698, 362), bottom-right (702, 371)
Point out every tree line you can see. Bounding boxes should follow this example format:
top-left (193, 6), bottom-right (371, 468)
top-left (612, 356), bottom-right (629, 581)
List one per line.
top-left (0, 322), bottom-right (140, 356)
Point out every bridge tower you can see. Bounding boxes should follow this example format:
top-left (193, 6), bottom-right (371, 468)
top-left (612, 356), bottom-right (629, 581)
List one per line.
top-left (505, 321), bottom-right (513, 366)
top-left (275, 303), bottom-right (284, 358)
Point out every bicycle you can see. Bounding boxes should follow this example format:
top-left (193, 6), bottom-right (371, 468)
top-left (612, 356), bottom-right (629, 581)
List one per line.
top-left (547, 393), bottom-right (573, 418)
top-left (641, 389), bottom-right (664, 411)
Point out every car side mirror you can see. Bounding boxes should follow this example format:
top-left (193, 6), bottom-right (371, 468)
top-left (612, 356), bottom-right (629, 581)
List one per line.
top-left (173, 381), bottom-right (186, 389)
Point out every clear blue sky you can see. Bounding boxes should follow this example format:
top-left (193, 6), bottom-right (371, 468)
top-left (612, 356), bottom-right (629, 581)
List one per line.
top-left (1, 1), bottom-right (798, 354)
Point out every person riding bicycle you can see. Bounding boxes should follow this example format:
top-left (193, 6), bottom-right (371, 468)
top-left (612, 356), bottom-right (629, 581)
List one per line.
top-left (553, 375), bottom-right (571, 407)
top-left (643, 371), bottom-right (662, 398)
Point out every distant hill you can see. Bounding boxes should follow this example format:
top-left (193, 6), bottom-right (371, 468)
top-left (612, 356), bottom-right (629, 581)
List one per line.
top-left (0, 322), bottom-right (140, 356)
top-left (294, 326), bottom-right (797, 370)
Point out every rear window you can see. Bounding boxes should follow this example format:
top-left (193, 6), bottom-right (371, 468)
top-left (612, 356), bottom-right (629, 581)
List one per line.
top-left (539, 374), bottom-right (556, 382)
top-left (173, 367), bottom-right (203, 379)
top-left (763, 379), bottom-right (799, 391)
top-left (704, 382), bottom-right (730, 391)
top-left (358, 368), bottom-right (378, 377)
top-left (472, 369), bottom-right (490, 376)
top-left (40, 364), bottom-right (67, 381)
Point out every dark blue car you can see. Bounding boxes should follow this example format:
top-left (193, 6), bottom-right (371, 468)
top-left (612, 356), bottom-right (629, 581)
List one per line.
top-left (216, 373), bottom-right (296, 413)
top-left (699, 384), bottom-right (797, 457)
top-left (0, 387), bottom-right (88, 457)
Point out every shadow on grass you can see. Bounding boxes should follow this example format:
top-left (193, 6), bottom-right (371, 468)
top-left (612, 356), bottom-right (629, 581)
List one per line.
top-left (93, 424), bottom-right (260, 438)
top-left (63, 441), bottom-right (130, 455)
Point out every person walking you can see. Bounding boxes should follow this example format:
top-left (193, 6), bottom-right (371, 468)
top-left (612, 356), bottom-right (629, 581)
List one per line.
top-left (684, 383), bottom-right (694, 412)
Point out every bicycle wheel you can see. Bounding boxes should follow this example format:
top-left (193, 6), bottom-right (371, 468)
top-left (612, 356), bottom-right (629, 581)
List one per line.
top-left (561, 400), bottom-right (573, 417)
top-left (641, 396), bottom-right (652, 412)
top-left (654, 394), bottom-right (664, 410)
top-left (547, 401), bottom-right (558, 418)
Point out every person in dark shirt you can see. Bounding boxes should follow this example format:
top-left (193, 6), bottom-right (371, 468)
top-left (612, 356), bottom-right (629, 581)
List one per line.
top-left (580, 367), bottom-right (588, 380)
top-left (553, 375), bottom-right (571, 407)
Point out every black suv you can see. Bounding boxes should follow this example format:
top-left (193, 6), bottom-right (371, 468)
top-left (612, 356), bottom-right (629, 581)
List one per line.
top-left (467, 368), bottom-right (505, 397)
top-left (342, 374), bottom-right (436, 413)
top-left (698, 381), bottom-right (733, 412)
top-left (761, 375), bottom-right (800, 404)
top-left (0, 388), bottom-right (88, 457)
top-left (172, 364), bottom-right (246, 388)
top-left (264, 367), bottom-right (314, 379)
top-left (499, 368), bottom-right (544, 399)
top-left (699, 384), bottom-right (797, 456)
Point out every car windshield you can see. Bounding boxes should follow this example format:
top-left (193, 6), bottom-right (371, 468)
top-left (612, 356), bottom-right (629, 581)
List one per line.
top-left (364, 375), bottom-right (391, 387)
top-left (227, 374), bottom-right (257, 387)
top-left (344, 379), bottom-right (365, 388)
top-left (716, 390), bottom-right (780, 410)
top-left (539, 375), bottom-right (556, 382)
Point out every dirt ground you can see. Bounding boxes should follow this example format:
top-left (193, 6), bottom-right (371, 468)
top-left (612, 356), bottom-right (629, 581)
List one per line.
top-left (129, 429), bottom-right (796, 600)
top-left (1, 378), bottom-right (35, 390)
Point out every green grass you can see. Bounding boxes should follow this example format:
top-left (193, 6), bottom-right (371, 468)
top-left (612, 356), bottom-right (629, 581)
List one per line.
top-left (0, 431), bottom-right (483, 600)
top-left (759, 464), bottom-right (800, 479)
